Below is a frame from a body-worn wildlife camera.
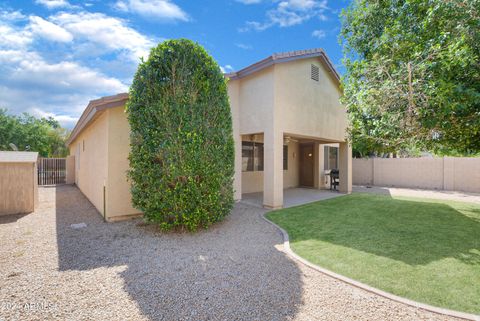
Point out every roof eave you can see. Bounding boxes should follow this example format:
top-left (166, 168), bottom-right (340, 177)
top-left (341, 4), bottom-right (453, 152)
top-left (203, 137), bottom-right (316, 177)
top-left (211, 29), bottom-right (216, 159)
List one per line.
top-left (66, 93), bottom-right (128, 146)
top-left (225, 48), bottom-right (341, 86)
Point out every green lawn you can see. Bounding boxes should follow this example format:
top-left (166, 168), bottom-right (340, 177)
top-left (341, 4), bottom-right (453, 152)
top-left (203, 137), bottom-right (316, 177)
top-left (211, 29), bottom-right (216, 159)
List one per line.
top-left (266, 193), bottom-right (480, 314)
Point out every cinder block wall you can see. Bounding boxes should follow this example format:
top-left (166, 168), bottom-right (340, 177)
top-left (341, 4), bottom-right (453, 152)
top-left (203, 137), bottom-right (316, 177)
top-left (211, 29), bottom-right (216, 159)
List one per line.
top-left (352, 157), bottom-right (480, 193)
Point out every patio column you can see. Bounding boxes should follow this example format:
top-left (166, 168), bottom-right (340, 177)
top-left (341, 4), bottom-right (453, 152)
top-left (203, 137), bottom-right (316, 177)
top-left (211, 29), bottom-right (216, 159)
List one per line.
top-left (263, 129), bottom-right (283, 209)
top-left (339, 142), bottom-right (352, 194)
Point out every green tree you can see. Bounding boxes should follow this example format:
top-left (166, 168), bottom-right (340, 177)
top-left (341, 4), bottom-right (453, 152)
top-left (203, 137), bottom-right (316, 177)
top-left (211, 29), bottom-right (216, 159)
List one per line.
top-left (127, 39), bottom-right (235, 231)
top-left (341, 0), bottom-right (480, 156)
top-left (0, 109), bottom-right (69, 157)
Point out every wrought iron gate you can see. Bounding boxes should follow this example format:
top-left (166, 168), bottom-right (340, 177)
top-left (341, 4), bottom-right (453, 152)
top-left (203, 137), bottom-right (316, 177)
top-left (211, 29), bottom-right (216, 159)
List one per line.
top-left (37, 158), bottom-right (66, 185)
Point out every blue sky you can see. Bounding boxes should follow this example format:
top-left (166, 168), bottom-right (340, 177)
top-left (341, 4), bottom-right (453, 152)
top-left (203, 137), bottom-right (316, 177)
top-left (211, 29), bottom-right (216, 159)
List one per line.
top-left (0, 0), bottom-right (350, 128)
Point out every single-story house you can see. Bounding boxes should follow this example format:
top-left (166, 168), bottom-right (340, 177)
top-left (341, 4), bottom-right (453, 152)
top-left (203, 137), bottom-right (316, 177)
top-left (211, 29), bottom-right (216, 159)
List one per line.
top-left (66, 48), bottom-right (352, 221)
top-left (0, 151), bottom-right (39, 216)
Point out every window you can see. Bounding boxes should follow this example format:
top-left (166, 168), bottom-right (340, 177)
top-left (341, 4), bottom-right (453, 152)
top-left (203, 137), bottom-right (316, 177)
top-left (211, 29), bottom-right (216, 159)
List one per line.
top-left (242, 141), bottom-right (263, 172)
top-left (324, 146), bottom-right (338, 170)
top-left (311, 64), bottom-right (319, 81)
top-left (283, 145), bottom-right (288, 170)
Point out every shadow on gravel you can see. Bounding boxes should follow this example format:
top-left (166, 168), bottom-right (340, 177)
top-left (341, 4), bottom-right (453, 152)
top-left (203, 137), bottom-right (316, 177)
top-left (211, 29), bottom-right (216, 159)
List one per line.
top-left (55, 185), bottom-right (303, 320)
top-left (0, 213), bottom-right (29, 224)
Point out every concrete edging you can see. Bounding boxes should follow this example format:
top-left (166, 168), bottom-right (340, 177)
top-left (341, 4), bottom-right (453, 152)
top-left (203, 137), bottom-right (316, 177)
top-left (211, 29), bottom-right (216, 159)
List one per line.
top-left (261, 213), bottom-right (480, 321)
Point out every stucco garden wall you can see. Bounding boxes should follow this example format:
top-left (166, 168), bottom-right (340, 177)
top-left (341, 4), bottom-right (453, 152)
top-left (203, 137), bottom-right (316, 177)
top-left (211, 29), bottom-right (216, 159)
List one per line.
top-left (353, 157), bottom-right (480, 193)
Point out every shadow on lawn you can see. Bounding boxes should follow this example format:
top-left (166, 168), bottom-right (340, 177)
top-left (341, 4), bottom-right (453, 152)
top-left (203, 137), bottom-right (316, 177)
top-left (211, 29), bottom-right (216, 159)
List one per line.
top-left (54, 185), bottom-right (302, 320)
top-left (279, 193), bottom-right (480, 266)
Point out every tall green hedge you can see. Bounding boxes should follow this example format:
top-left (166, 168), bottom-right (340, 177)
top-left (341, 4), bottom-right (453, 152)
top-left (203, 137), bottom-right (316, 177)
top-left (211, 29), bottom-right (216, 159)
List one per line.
top-left (127, 39), bottom-right (235, 231)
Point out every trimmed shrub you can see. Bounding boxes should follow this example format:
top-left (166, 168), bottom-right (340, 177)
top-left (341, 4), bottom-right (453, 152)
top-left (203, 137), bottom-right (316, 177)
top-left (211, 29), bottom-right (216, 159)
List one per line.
top-left (127, 39), bottom-right (235, 231)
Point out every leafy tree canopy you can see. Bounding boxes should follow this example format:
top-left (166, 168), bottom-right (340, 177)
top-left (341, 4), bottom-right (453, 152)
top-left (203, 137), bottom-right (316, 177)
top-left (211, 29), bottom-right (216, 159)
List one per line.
top-left (127, 39), bottom-right (235, 231)
top-left (0, 109), bottom-right (69, 157)
top-left (341, 0), bottom-right (480, 157)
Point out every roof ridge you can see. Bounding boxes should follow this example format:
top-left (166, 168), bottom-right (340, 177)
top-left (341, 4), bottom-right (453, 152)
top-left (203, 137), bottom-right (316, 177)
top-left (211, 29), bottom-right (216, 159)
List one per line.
top-left (226, 48), bottom-right (338, 83)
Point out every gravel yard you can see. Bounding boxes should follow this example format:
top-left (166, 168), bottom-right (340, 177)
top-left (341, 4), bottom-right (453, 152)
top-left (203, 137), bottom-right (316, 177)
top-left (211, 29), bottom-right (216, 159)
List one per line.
top-left (0, 185), bottom-right (460, 321)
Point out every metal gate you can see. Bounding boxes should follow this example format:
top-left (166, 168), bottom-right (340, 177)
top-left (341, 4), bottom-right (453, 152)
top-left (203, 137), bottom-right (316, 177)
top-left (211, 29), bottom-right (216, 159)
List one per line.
top-left (38, 158), bottom-right (66, 185)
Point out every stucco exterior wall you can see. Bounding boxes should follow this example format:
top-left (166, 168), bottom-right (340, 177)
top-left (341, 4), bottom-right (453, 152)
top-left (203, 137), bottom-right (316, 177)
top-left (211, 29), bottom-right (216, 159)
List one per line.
top-left (236, 67), bottom-right (274, 135)
top-left (230, 57), bottom-right (349, 205)
top-left (275, 57), bottom-right (346, 142)
top-left (69, 50), bottom-right (351, 215)
top-left (240, 138), bottom-right (299, 194)
top-left (106, 106), bottom-right (141, 220)
top-left (66, 155), bottom-right (75, 184)
top-left (227, 80), bottom-right (242, 200)
top-left (69, 112), bottom-right (109, 217)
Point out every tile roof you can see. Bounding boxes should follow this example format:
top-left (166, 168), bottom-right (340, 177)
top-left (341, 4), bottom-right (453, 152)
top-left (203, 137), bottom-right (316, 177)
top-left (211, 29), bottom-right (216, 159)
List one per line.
top-left (67, 49), bottom-right (340, 146)
top-left (225, 48), bottom-right (340, 84)
top-left (66, 93), bottom-right (128, 146)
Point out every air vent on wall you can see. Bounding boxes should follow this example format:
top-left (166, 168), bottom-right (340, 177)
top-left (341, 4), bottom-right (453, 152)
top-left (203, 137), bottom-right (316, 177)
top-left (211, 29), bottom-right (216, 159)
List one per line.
top-left (311, 64), bottom-right (319, 81)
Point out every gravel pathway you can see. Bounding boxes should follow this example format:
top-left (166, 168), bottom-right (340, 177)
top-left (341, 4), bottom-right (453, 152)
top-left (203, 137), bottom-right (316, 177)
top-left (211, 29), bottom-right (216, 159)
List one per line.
top-left (0, 185), bottom-right (460, 321)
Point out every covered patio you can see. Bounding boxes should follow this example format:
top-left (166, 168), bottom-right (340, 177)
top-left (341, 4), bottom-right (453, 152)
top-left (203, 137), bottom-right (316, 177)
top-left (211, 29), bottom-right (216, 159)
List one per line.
top-left (241, 187), bottom-right (344, 209)
top-left (237, 132), bottom-right (352, 209)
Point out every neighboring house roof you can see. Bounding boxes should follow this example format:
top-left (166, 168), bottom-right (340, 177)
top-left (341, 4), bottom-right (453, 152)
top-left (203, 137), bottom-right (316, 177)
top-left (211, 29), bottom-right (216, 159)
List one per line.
top-left (67, 48), bottom-right (340, 146)
top-left (0, 151), bottom-right (38, 163)
top-left (225, 48), bottom-right (340, 85)
top-left (66, 93), bottom-right (128, 146)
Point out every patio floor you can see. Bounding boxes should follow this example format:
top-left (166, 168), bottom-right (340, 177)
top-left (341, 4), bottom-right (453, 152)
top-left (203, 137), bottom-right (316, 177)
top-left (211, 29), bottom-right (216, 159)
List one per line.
top-left (241, 188), bottom-right (344, 209)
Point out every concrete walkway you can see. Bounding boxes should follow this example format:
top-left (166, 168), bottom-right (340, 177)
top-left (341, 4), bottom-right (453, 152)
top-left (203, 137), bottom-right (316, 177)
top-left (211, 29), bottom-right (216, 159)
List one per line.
top-left (354, 185), bottom-right (480, 204)
top-left (241, 188), bottom-right (344, 208)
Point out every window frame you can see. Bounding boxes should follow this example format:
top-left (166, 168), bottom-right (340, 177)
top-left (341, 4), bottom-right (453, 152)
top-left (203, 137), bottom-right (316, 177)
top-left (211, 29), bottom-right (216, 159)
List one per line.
top-left (324, 146), bottom-right (338, 170)
top-left (242, 141), bottom-right (264, 172)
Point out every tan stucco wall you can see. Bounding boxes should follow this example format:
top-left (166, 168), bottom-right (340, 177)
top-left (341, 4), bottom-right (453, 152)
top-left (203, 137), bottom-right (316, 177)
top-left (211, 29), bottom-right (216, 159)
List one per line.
top-left (236, 67), bottom-right (274, 135)
top-left (66, 155), bottom-right (75, 184)
top-left (229, 57), bottom-right (349, 206)
top-left (375, 158), bottom-right (444, 189)
top-left (352, 158), bottom-right (374, 186)
top-left (69, 112), bottom-right (109, 217)
top-left (69, 106), bottom-right (142, 220)
top-left (71, 53), bottom-right (350, 216)
top-left (240, 136), bottom-right (299, 194)
top-left (352, 157), bottom-right (480, 193)
top-left (451, 158), bottom-right (480, 193)
top-left (275, 57), bottom-right (346, 142)
top-left (227, 80), bottom-right (242, 200)
top-left (106, 106), bottom-right (141, 219)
